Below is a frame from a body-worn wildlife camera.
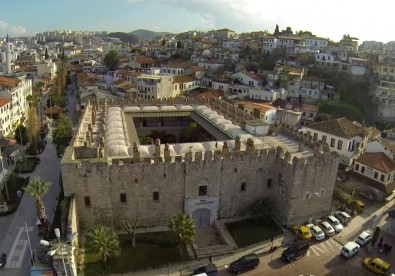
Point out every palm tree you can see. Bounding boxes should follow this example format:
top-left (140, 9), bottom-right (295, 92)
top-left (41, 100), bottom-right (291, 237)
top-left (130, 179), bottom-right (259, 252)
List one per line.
top-left (169, 213), bottom-right (195, 257)
top-left (86, 226), bottom-right (121, 263)
top-left (24, 177), bottom-right (51, 227)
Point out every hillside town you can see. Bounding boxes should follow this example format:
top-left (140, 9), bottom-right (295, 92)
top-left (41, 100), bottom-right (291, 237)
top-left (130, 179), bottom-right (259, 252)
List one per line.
top-left (0, 26), bottom-right (395, 276)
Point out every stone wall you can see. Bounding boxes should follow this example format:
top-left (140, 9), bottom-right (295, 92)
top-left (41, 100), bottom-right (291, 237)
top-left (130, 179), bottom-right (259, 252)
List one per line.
top-left (61, 145), bottom-right (339, 230)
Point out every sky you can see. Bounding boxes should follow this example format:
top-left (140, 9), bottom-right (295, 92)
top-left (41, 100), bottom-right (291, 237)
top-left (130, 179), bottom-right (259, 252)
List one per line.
top-left (0, 0), bottom-right (393, 43)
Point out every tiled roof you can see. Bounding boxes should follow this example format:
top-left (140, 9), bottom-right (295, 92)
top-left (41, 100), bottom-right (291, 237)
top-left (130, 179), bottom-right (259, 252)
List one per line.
top-left (306, 117), bottom-right (362, 139)
top-left (0, 76), bottom-right (20, 88)
top-left (302, 76), bottom-right (321, 82)
top-left (366, 126), bottom-right (381, 140)
top-left (134, 56), bottom-right (154, 64)
top-left (378, 139), bottom-right (395, 152)
top-left (117, 70), bottom-right (142, 77)
top-left (302, 104), bottom-right (319, 112)
top-left (0, 98), bottom-right (11, 108)
top-left (244, 71), bottom-right (263, 81)
top-left (173, 75), bottom-right (197, 83)
top-left (189, 65), bottom-right (205, 72)
top-left (356, 152), bottom-right (395, 174)
top-left (190, 89), bottom-right (224, 100)
top-left (163, 62), bottom-right (190, 69)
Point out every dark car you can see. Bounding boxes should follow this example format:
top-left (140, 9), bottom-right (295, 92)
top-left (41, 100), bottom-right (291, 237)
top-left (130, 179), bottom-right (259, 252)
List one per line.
top-left (192, 263), bottom-right (218, 276)
top-left (281, 240), bottom-right (310, 263)
top-left (229, 253), bottom-right (260, 274)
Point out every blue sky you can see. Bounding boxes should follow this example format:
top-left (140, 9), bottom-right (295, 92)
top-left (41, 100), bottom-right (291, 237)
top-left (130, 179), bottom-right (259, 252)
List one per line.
top-left (0, 0), bottom-right (393, 43)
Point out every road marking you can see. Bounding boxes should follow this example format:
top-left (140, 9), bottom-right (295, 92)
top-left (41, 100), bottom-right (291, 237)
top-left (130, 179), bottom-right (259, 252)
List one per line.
top-left (6, 226), bottom-right (33, 269)
top-left (326, 239), bottom-right (338, 252)
top-left (311, 244), bottom-right (326, 256)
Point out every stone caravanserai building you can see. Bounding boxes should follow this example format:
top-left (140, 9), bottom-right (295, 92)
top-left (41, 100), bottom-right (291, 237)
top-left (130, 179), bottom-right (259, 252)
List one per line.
top-left (61, 97), bottom-right (340, 231)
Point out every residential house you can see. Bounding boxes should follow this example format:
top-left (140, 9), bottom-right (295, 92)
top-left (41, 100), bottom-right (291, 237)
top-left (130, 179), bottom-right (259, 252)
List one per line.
top-left (354, 152), bottom-right (395, 199)
top-left (227, 84), bottom-right (251, 99)
top-left (0, 76), bottom-right (31, 135)
top-left (185, 66), bottom-right (206, 79)
top-left (302, 117), bottom-right (368, 170)
top-left (116, 70), bottom-right (142, 84)
top-left (338, 57), bottom-right (367, 76)
top-left (231, 71), bottom-right (264, 87)
top-left (216, 28), bottom-right (236, 40)
top-left (0, 98), bottom-right (12, 138)
top-left (367, 139), bottom-right (395, 161)
top-left (303, 37), bottom-right (328, 50)
top-left (249, 87), bottom-right (287, 102)
top-left (212, 78), bottom-right (232, 92)
top-left (173, 75), bottom-right (199, 95)
top-left (372, 63), bottom-right (395, 120)
top-left (314, 52), bottom-right (340, 71)
top-left (129, 56), bottom-right (155, 70)
top-left (136, 74), bottom-right (173, 99)
top-left (160, 63), bottom-right (189, 75)
top-left (197, 60), bottom-right (225, 72)
top-left (36, 60), bottom-right (57, 79)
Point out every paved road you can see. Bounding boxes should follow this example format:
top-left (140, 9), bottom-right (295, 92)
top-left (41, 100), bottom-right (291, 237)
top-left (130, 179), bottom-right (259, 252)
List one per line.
top-left (0, 86), bottom-right (78, 276)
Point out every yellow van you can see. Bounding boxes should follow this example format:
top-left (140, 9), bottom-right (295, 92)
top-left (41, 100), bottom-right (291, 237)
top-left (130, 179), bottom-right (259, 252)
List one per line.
top-left (363, 257), bottom-right (391, 275)
top-left (349, 200), bottom-right (365, 213)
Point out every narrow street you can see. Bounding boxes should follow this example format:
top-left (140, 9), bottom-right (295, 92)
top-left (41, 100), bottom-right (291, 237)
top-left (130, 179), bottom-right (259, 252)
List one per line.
top-left (0, 82), bottom-right (78, 276)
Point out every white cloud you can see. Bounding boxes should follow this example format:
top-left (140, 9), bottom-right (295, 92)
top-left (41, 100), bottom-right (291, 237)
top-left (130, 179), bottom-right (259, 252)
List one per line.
top-left (10, 26), bottom-right (27, 35)
top-left (124, 0), bottom-right (144, 3)
top-left (0, 20), bottom-right (27, 36)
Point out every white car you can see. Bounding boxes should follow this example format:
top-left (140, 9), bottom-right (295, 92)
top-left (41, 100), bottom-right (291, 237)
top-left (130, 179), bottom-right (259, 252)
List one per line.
top-left (318, 221), bottom-right (335, 237)
top-left (306, 224), bottom-right (325, 240)
top-left (356, 231), bottom-right (372, 246)
top-left (341, 241), bottom-right (360, 258)
top-left (326, 216), bottom-right (343, 233)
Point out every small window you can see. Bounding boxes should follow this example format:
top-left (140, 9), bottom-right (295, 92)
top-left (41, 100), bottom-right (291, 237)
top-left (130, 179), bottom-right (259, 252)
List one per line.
top-left (337, 140), bottom-right (343, 150)
top-left (355, 164), bottom-right (360, 171)
top-left (313, 133), bottom-right (318, 139)
top-left (320, 189), bottom-right (325, 197)
top-left (330, 138), bottom-right (335, 147)
top-left (199, 185), bottom-right (207, 196)
top-left (267, 178), bottom-right (272, 188)
top-left (241, 182), bottom-right (246, 191)
top-left (84, 196), bottom-right (91, 207)
top-left (322, 135), bottom-right (327, 142)
top-left (380, 174), bottom-right (385, 182)
top-left (361, 166), bottom-right (365, 173)
top-left (374, 172), bottom-right (378, 179)
top-left (153, 192), bottom-right (159, 201)
top-left (305, 192), bottom-right (310, 200)
top-left (120, 193), bottom-right (126, 203)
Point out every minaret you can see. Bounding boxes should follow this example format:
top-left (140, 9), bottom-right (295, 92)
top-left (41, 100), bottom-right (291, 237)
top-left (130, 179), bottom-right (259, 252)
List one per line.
top-left (5, 34), bottom-right (11, 74)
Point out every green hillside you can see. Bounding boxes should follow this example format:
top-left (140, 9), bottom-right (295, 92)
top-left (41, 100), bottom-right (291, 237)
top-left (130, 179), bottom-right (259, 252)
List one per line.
top-left (130, 29), bottom-right (173, 40)
top-left (107, 32), bottom-right (140, 43)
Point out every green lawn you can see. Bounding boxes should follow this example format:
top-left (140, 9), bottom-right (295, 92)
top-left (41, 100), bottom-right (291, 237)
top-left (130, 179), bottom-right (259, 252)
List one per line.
top-left (226, 217), bottom-right (282, 248)
top-left (84, 231), bottom-right (190, 275)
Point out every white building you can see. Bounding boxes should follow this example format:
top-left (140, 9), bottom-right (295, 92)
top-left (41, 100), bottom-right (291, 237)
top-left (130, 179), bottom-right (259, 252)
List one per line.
top-left (302, 118), bottom-right (368, 170)
top-left (231, 72), bottom-right (264, 87)
top-left (249, 87), bottom-right (287, 102)
top-left (37, 60), bottom-right (57, 79)
top-left (304, 37), bottom-right (328, 50)
top-left (136, 74), bottom-right (173, 99)
top-left (0, 76), bottom-right (32, 136)
top-left (0, 98), bottom-right (13, 138)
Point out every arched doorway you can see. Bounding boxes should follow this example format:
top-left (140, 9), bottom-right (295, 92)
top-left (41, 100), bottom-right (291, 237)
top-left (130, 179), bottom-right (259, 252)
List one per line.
top-left (192, 208), bottom-right (211, 227)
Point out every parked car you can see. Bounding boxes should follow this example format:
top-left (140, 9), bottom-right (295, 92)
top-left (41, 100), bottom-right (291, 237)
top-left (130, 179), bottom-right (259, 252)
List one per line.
top-left (363, 257), bottom-right (391, 275)
top-left (281, 240), bottom-right (310, 263)
top-left (360, 191), bottom-right (374, 201)
top-left (228, 253), bottom-right (259, 274)
top-left (356, 231), bottom-right (372, 246)
top-left (326, 216), bottom-right (343, 233)
top-left (318, 221), bottom-right (335, 237)
top-left (334, 211), bottom-right (352, 225)
top-left (193, 263), bottom-right (218, 276)
top-left (292, 225), bottom-right (313, 240)
top-left (306, 224), bottom-right (325, 241)
top-left (349, 199), bottom-right (365, 213)
top-left (341, 242), bottom-right (360, 258)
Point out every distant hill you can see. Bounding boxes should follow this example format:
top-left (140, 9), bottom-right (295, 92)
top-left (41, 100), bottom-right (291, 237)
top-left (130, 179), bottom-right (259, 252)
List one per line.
top-left (107, 32), bottom-right (140, 44)
top-left (130, 29), bottom-right (173, 40)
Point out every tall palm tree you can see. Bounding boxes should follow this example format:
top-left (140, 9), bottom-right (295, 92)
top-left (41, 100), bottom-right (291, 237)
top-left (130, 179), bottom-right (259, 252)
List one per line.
top-left (169, 213), bottom-right (195, 257)
top-left (86, 226), bottom-right (121, 263)
top-left (24, 177), bottom-right (51, 226)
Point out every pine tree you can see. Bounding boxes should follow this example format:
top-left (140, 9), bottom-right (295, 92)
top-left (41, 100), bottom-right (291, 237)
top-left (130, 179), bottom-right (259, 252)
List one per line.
top-left (274, 24), bottom-right (280, 35)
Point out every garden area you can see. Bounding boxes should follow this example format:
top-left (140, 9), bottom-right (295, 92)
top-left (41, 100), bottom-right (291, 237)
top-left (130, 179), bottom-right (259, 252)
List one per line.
top-left (0, 173), bottom-right (29, 216)
top-left (14, 156), bottom-right (40, 173)
top-left (84, 231), bottom-right (190, 275)
top-left (226, 217), bottom-right (282, 248)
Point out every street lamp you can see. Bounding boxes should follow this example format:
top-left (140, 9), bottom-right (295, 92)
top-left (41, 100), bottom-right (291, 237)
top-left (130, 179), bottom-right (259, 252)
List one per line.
top-left (54, 228), bottom-right (68, 276)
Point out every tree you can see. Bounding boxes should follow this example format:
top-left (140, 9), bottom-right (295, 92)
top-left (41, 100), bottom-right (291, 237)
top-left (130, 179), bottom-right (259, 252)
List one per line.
top-left (169, 213), bottom-right (195, 257)
top-left (245, 62), bottom-right (259, 73)
top-left (52, 114), bottom-right (73, 157)
top-left (24, 177), bottom-right (52, 235)
top-left (26, 95), bottom-right (41, 151)
top-left (274, 24), bottom-right (280, 36)
top-left (371, 226), bottom-right (381, 247)
top-left (104, 50), bottom-right (120, 71)
top-left (182, 122), bottom-right (200, 142)
top-left (283, 26), bottom-right (293, 35)
top-left (176, 40), bottom-right (182, 49)
top-left (121, 218), bottom-right (139, 248)
top-left (45, 48), bottom-right (49, 60)
top-left (86, 226), bottom-right (121, 263)
top-left (247, 197), bottom-right (272, 221)
top-left (161, 39), bottom-right (166, 46)
top-left (14, 125), bottom-right (28, 146)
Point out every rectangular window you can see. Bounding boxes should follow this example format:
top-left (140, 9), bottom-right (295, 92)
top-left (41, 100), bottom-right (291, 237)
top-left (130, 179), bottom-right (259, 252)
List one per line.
top-left (241, 182), bottom-right (246, 191)
top-left (374, 172), bottom-right (378, 179)
top-left (355, 164), bottom-right (360, 171)
top-left (84, 196), bottom-right (91, 207)
top-left (153, 192), bottom-right (159, 201)
top-left (267, 178), bottom-right (272, 188)
top-left (120, 193), bottom-right (126, 203)
top-left (322, 135), bottom-right (327, 142)
top-left (337, 140), bottom-right (343, 150)
top-left (361, 166), bottom-right (365, 173)
top-left (380, 174), bottom-right (385, 182)
top-left (199, 185), bottom-right (207, 196)
top-left (330, 138), bottom-right (335, 147)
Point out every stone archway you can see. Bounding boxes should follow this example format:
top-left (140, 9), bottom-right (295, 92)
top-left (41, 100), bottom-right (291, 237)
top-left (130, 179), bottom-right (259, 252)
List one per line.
top-left (192, 208), bottom-right (211, 227)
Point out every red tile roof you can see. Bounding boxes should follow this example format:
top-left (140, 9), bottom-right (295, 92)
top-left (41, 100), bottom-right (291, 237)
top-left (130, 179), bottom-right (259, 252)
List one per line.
top-left (306, 117), bottom-right (362, 139)
top-left (134, 56), bottom-right (154, 65)
top-left (356, 152), bottom-right (395, 174)
top-left (173, 75), bottom-right (197, 83)
top-left (0, 76), bottom-right (21, 88)
top-left (0, 98), bottom-right (11, 108)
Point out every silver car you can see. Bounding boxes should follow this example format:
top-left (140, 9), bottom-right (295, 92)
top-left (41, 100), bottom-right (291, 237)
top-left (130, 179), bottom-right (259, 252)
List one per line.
top-left (318, 221), bottom-right (335, 237)
top-left (306, 223), bottom-right (325, 240)
top-left (326, 216), bottom-right (343, 233)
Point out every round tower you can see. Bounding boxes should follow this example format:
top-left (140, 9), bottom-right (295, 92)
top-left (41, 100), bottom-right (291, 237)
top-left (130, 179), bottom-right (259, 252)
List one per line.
top-left (6, 34), bottom-right (12, 74)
